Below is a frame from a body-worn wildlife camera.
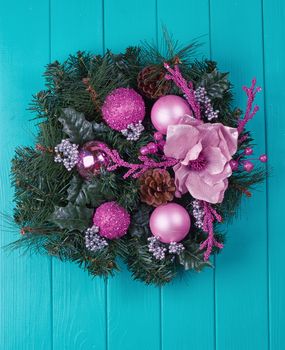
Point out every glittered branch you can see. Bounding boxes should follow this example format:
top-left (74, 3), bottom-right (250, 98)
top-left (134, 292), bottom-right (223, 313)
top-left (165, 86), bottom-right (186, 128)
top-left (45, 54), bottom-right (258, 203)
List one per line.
top-left (164, 63), bottom-right (201, 119)
top-left (98, 143), bottom-right (178, 179)
top-left (199, 201), bottom-right (224, 261)
top-left (237, 78), bottom-right (261, 134)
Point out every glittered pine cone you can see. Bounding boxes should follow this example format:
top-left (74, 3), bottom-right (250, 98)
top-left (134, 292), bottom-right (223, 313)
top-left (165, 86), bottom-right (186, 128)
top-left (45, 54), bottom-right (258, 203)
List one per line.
top-left (139, 169), bottom-right (176, 207)
top-left (137, 65), bottom-right (171, 99)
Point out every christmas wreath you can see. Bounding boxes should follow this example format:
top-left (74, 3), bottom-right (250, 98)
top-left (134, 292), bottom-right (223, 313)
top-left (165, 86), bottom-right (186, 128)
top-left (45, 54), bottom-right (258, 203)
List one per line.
top-left (11, 38), bottom-right (267, 285)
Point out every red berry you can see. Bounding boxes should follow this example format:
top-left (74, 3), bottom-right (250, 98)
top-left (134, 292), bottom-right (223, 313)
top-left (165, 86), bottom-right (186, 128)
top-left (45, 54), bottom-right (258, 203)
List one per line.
top-left (229, 159), bottom-right (239, 171)
top-left (259, 154), bottom-right (268, 163)
top-left (244, 147), bottom-right (253, 155)
top-left (154, 132), bottom-right (163, 141)
top-left (243, 160), bottom-right (254, 172)
top-left (147, 142), bottom-right (158, 154)
top-left (140, 146), bottom-right (149, 156)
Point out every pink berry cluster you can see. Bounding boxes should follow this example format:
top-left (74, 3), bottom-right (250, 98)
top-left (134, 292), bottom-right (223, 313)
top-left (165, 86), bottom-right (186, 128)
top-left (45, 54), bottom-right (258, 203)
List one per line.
top-left (230, 147), bottom-right (267, 172)
top-left (139, 132), bottom-right (166, 156)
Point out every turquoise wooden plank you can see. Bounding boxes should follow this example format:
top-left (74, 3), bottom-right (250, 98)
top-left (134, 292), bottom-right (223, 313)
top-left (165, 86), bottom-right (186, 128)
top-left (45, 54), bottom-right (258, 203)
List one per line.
top-left (263, 1), bottom-right (285, 349)
top-left (210, 1), bottom-right (268, 349)
top-left (0, 1), bottom-right (52, 349)
top-left (104, 1), bottom-right (161, 349)
top-left (157, 1), bottom-right (216, 350)
top-left (50, 1), bottom-right (107, 349)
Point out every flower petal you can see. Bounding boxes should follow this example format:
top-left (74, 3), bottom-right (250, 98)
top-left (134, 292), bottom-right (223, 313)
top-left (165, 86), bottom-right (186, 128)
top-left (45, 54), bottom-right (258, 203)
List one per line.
top-left (201, 162), bottom-right (232, 186)
top-left (173, 163), bottom-right (189, 194)
top-left (218, 125), bottom-right (238, 159)
top-left (181, 142), bottom-right (202, 165)
top-left (164, 124), bottom-right (200, 160)
top-left (185, 171), bottom-right (228, 204)
top-left (203, 146), bottom-right (227, 175)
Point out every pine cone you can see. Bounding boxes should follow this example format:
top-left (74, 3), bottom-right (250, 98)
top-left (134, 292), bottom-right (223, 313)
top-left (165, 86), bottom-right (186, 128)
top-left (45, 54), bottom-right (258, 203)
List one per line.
top-left (137, 65), bottom-right (171, 99)
top-left (139, 169), bottom-right (176, 207)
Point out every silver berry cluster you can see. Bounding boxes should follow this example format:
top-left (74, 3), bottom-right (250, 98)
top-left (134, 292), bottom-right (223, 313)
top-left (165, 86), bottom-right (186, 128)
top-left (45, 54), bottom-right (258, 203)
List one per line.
top-left (54, 139), bottom-right (79, 171)
top-left (147, 236), bottom-right (167, 260)
top-left (195, 87), bottom-right (219, 121)
top-left (148, 237), bottom-right (185, 260)
top-left (192, 199), bottom-right (205, 229)
top-left (85, 225), bottom-right (108, 252)
top-left (169, 242), bottom-right (185, 255)
top-left (121, 121), bottom-right (144, 141)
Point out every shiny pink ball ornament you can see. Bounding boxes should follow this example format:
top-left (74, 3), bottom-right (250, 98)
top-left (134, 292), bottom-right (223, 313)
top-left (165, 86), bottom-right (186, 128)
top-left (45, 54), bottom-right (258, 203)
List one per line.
top-left (102, 87), bottom-right (145, 131)
top-left (151, 95), bottom-right (191, 134)
top-left (93, 201), bottom-right (130, 239)
top-left (77, 141), bottom-right (110, 179)
top-left (149, 203), bottom-right (191, 243)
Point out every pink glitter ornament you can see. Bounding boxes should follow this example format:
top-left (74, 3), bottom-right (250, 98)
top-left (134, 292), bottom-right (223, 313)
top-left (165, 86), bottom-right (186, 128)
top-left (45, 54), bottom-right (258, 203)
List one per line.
top-left (149, 203), bottom-right (191, 243)
top-left (151, 95), bottom-right (191, 134)
top-left (77, 141), bottom-right (110, 179)
top-left (102, 88), bottom-right (145, 131)
top-left (93, 201), bottom-right (130, 239)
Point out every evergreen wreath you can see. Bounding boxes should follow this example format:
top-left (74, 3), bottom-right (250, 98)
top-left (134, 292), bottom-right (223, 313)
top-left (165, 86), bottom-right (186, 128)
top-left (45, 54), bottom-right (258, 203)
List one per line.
top-left (10, 35), bottom-right (267, 285)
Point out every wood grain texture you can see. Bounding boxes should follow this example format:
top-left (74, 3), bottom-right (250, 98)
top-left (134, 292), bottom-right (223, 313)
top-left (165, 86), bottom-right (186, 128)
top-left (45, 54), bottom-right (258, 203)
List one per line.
top-left (0, 1), bottom-right (52, 349)
top-left (263, 1), bottom-right (285, 349)
top-left (0, 1), bottom-right (285, 349)
top-left (50, 1), bottom-right (107, 349)
top-left (157, 1), bottom-right (216, 349)
top-left (104, 2), bottom-right (161, 349)
top-left (210, 1), bottom-right (268, 349)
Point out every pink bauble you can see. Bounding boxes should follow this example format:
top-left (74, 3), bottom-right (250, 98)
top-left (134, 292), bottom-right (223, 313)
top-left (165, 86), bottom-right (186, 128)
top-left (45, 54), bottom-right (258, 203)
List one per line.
top-left (102, 88), bottom-right (145, 131)
top-left (77, 141), bottom-right (110, 179)
top-left (149, 203), bottom-right (191, 243)
top-left (93, 201), bottom-right (130, 239)
top-left (151, 95), bottom-right (191, 134)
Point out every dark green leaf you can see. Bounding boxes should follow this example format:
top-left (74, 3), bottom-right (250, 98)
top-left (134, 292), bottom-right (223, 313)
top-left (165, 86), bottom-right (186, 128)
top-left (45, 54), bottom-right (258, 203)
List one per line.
top-left (179, 248), bottom-right (212, 271)
top-left (59, 107), bottom-right (95, 143)
top-left (128, 204), bottom-right (152, 237)
top-left (199, 69), bottom-right (229, 99)
top-left (67, 175), bottom-right (111, 207)
top-left (49, 203), bottom-right (93, 231)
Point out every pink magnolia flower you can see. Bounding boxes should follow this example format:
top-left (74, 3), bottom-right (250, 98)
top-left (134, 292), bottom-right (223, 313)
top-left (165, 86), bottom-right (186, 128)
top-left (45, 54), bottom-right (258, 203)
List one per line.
top-left (164, 116), bottom-right (238, 204)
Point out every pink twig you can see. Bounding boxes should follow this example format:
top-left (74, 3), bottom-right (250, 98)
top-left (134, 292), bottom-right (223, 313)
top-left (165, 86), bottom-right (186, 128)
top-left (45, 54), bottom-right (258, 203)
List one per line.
top-left (199, 201), bottom-right (224, 261)
top-left (164, 63), bottom-right (201, 119)
top-left (98, 143), bottom-right (178, 179)
top-left (237, 78), bottom-right (262, 134)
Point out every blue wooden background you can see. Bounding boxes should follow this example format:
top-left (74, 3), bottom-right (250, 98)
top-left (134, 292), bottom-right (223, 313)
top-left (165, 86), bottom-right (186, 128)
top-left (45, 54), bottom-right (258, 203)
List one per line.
top-left (1, 1), bottom-right (284, 349)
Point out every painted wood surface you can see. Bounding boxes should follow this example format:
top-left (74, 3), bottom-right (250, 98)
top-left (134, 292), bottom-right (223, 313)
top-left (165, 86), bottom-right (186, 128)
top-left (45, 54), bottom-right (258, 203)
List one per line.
top-left (0, 1), bottom-right (284, 349)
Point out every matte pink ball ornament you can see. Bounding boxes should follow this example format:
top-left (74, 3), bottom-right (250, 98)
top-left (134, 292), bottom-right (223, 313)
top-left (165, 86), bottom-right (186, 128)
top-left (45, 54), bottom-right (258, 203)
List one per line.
top-left (77, 141), bottom-right (110, 179)
top-left (93, 201), bottom-right (130, 239)
top-left (149, 203), bottom-right (191, 243)
top-left (151, 95), bottom-right (191, 134)
top-left (102, 87), bottom-right (145, 131)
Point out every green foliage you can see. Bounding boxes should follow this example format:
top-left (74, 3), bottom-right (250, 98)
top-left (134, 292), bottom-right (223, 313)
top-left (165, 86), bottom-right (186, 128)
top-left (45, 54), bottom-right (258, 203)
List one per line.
top-left (59, 108), bottom-right (97, 144)
top-left (10, 35), bottom-right (266, 285)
